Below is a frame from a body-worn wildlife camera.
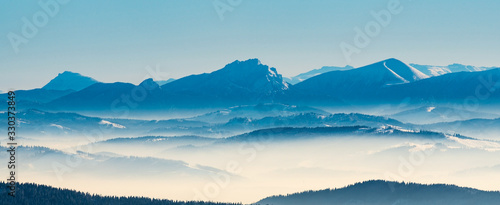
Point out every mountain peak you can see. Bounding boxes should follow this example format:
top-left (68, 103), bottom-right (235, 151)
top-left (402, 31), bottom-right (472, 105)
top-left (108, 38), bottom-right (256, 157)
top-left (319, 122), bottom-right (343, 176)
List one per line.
top-left (213, 58), bottom-right (288, 91)
top-left (218, 59), bottom-right (268, 74)
top-left (383, 57), bottom-right (401, 62)
top-left (60, 71), bottom-right (80, 75)
top-left (231, 58), bottom-right (261, 65)
top-left (160, 59), bottom-right (289, 105)
top-left (42, 71), bottom-right (99, 91)
top-left (372, 58), bottom-right (429, 83)
top-left (217, 58), bottom-right (281, 76)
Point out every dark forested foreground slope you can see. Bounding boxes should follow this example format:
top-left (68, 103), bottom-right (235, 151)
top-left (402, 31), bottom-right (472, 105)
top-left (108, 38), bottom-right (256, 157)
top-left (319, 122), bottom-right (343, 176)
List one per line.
top-left (2, 180), bottom-right (500, 205)
top-left (255, 180), bottom-right (500, 205)
top-left (0, 182), bottom-right (241, 205)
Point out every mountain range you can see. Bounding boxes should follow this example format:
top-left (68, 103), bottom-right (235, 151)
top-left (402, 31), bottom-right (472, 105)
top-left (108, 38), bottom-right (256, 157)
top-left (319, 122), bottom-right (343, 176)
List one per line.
top-left (285, 63), bottom-right (499, 83)
top-left (7, 58), bottom-right (500, 113)
top-left (410, 63), bottom-right (499, 77)
top-left (283, 62), bottom-right (498, 84)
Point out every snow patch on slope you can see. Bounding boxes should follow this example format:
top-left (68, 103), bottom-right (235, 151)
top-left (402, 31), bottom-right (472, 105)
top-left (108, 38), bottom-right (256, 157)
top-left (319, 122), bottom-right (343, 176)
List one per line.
top-left (447, 135), bottom-right (500, 151)
top-left (50, 124), bottom-right (65, 130)
top-left (383, 62), bottom-right (409, 85)
top-left (99, 120), bottom-right (126, 129)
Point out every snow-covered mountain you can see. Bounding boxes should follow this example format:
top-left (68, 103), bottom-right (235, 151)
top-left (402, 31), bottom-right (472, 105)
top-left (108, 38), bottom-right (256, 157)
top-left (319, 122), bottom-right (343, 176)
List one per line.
top-left (410, 63), bottom-right (499, 77)
top-left (285, 62), bottom-right (498, 85)
top-left (42, 71), bottom-right (99, 91)
top-left (379, 67), bottom-right (500, 103)
top-left (287, 58), bottom-right (428, 102)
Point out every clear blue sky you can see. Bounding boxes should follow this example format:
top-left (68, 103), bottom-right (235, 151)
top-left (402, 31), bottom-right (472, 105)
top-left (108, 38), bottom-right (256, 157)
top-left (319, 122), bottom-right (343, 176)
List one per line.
top-left (1, 0), bottom-right (499, 91)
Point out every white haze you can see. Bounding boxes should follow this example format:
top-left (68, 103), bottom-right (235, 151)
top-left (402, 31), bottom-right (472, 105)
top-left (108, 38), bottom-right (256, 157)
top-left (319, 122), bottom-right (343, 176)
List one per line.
top-left (3, 131), bottom-right (500, 203)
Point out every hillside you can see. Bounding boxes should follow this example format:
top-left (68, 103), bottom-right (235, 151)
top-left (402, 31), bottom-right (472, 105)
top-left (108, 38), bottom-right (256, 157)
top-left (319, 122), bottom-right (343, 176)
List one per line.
top-left (255, 180), bottom-right (500, 205)
top-left (0, 182), bottom-right (240, 205)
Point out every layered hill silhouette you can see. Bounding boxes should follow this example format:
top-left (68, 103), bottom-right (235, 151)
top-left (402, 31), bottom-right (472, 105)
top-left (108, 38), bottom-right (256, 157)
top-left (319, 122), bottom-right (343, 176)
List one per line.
top-left (8, 108), bottom-right (413, 138)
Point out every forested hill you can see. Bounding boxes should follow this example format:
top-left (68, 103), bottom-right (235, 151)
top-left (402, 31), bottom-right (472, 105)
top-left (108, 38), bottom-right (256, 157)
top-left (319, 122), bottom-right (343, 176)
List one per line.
top-left (255, 180), bottom-right (500, 205)
top-left (0, 182), bottom-right (241, 205)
